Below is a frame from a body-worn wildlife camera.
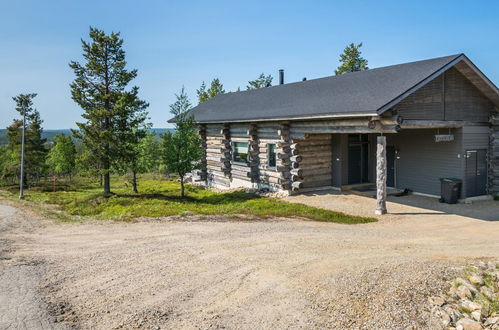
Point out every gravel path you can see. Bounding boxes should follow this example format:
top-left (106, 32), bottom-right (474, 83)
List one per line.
top-left (0, 196), bottom-right (498, 329)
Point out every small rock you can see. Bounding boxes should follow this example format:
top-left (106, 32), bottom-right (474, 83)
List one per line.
top-left (469, 274), bottom-right (484, 286)
top-left (480, 286), bottom-right (494, 299)
top-left (457, 285), bottom-right (473, 300)
top-left (471, 310), bottom-right (481, 321)
top-left (456, 318), bottom-right (482, 330)
top-left (429, 296), bottom-right (446, 306)
top-left (461, 300), bottom-right (482, 312)
top-left (485, 317), bottom-right (499, 326)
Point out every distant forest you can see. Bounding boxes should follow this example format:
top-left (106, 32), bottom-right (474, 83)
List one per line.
top-left (0, 128), bottom-right (173, 145)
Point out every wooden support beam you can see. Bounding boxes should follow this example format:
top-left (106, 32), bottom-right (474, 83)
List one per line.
top-left (400, 120), bottom-right (478, 129)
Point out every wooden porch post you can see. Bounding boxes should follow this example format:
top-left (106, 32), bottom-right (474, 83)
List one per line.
top-left (375, 135), bottom-right (387, 215)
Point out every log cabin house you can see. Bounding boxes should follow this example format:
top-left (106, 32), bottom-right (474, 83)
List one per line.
top-left (179, 54), bottom-right (499, 207)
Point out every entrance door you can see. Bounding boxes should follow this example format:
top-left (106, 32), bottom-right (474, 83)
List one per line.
top-left (387, 146), bottom-right (396, 187)
top-left (465, 149), bottom-right (487, 197)
top-left (348, 134), bottom-right (369, 184)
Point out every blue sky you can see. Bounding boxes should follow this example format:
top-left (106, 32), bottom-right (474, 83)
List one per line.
top-left (1, 0), bottom-right (498, 129)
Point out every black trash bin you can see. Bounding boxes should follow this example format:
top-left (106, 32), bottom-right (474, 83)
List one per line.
top-left (439, 178), bottom-right (462, 204)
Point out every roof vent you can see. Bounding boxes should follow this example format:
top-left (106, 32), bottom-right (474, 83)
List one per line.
top-left (279, 69), bottom-right (284, 85)
top-left (302, 77), bottom-right (307, 81)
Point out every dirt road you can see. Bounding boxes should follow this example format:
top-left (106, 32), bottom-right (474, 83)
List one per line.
top-left (0, 197), bottom-right (498, 329)
top-left (0, 204), bottom-right (66, 330)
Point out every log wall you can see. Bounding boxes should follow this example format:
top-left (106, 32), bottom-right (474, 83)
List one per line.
top-left (205, 123), bottom-right (231, 187)
top-left (291, 134), bottom-right (332, 189)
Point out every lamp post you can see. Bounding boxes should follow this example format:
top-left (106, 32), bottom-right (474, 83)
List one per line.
top-left (19, 112), bottom-right (26, 200)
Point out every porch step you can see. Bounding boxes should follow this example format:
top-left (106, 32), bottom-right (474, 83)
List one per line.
top-left (341, 183), bottom-right (375, 192)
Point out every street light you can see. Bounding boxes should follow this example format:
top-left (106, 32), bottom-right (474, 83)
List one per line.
top-left (19, 112), bottom-right (26, 200)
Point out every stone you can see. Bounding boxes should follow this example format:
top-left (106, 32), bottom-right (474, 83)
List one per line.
top-left (461, 300), bottom-right (482, 312)
top-left (456, 318), bottom-right (483, 330)
top-left (429, 295), bottom-right (446, 306)
top-left (471, 311), bottom-right (481, 321)
top-left (469, 274), bottom-right (484, 286)
top-left (485, 317), bottom-right (499, 326)
top-left (457, 285), bottom-right (473, 300)
top-left (480, 286), bottom-right (494, 299)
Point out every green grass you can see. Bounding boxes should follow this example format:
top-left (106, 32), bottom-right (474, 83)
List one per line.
top-left (0, 175), bottom-right (376, 224)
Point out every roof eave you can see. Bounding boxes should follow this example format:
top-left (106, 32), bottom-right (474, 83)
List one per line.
top-left (190, 111), bottom-right (378, 124)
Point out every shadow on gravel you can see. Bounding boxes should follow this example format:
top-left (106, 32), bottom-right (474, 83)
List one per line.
top-left (295, 190), bottom-right (499, 222)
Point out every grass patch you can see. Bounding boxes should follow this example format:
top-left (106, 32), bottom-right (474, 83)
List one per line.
top-left (0, 175), bottom-right (376, 224)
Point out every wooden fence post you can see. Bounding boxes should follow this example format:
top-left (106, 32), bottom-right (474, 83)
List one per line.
top-left (375, 135), bottom-right (387, 215)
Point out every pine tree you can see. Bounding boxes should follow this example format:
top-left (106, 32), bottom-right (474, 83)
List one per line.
top-left (196, 78), bottom-right (225, 104)
top-left (335, 42), bottom-right (368, 75)
top-left (6, 94), bottom-right (47, 186)
top-left (69, 27), bottom-right (149, 194)
top-left (246, 73), bottom-right (273, 90)
top-left (162, 87), bottom-right (202, 197)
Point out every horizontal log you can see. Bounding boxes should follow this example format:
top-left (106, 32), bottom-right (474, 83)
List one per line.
top-left (290, 168), bottom-right (303, 176)
top-left (292, 118), bottom-right (371, 127)
top-left (400, 120), bottom-right (473, 129)
top-left (291, 125), bottom-right (399, 135)
top-left (378, 115), bottom-right (404, 125)
top-left (292, 181), bottom-right (303, 191)
top-left (299, 161), bottom-right (331, 169)
top-left (291, 174), bottom-right (302, 182)
top-left (300, 174), bottom-right (331, 183)
top-left (302, 167), bottom-right (332, 176)
top-left (296, 145), bottom-right (332, 153)
top-left (302, 180), bottom-right (332, 189)
top-left (277, 153), bottom-right (290, 160)
top-left (290, 155), bottom-right (302, 163)
top-left (259, 170), bottom-right (281, 178)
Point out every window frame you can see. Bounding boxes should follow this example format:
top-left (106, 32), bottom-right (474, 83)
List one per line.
top-left (232, 141), bottom-right (250, 165)
top-left (267, 143), bottom-right (277, 169)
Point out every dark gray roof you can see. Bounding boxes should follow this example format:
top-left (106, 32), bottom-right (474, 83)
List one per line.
top-left (184, 54), bottom-right (468, 123)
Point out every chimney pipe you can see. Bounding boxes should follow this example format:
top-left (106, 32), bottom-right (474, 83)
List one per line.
top-left (279, 69), bottom-right (284, 85)
top-left (302, 77), bottom-right (307, 81)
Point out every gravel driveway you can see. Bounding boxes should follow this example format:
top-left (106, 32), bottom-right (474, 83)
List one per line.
top-left (0, 195), bottom-right (498, 329)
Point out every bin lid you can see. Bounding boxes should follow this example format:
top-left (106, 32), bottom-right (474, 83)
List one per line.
top-left (440, 178), bottom-right (462, 183)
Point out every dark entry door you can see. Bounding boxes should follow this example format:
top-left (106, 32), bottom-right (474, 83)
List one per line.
top-left (348, 134), bottom-right (369, 184)
top-left (465, 149), bottom-right (487, 197)
top-left (387, 146), bottom-right (396, 187)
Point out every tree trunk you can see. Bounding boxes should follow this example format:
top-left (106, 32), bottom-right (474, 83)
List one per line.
top-left (132, 170), bottom-right (138, 193)
top-left (103, 173), bottom-right (111, 194)
top-left (180, 174), bottom-right (185, 198)
top-left (99, 174), bottom-right (103, 187)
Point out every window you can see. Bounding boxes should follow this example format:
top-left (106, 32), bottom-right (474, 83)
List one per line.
top-left (233, 142), bottom-right (249, 163)
top-left (268, 143), bottom-right (277, 168)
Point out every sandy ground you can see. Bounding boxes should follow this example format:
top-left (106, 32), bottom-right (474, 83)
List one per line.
top-left (0, 193), bottom-right (498, 329)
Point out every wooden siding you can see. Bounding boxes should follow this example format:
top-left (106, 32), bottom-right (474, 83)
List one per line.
top-left (490, 114), bottom-right (499, 195)
top-left (444, 68), bottom-right (493, 122)
top-left (394, 67), bottom-right (494, 122)
top-left (393, 75), bottom-right (444, 120)
top-left (386, 129), bottom-right (463, 197)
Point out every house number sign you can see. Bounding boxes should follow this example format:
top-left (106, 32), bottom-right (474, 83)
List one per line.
top-left (434, 134), bottom-right (454, 142)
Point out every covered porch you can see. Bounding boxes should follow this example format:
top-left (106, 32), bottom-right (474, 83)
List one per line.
top-left (288, 120), bottom-right (490, 214)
